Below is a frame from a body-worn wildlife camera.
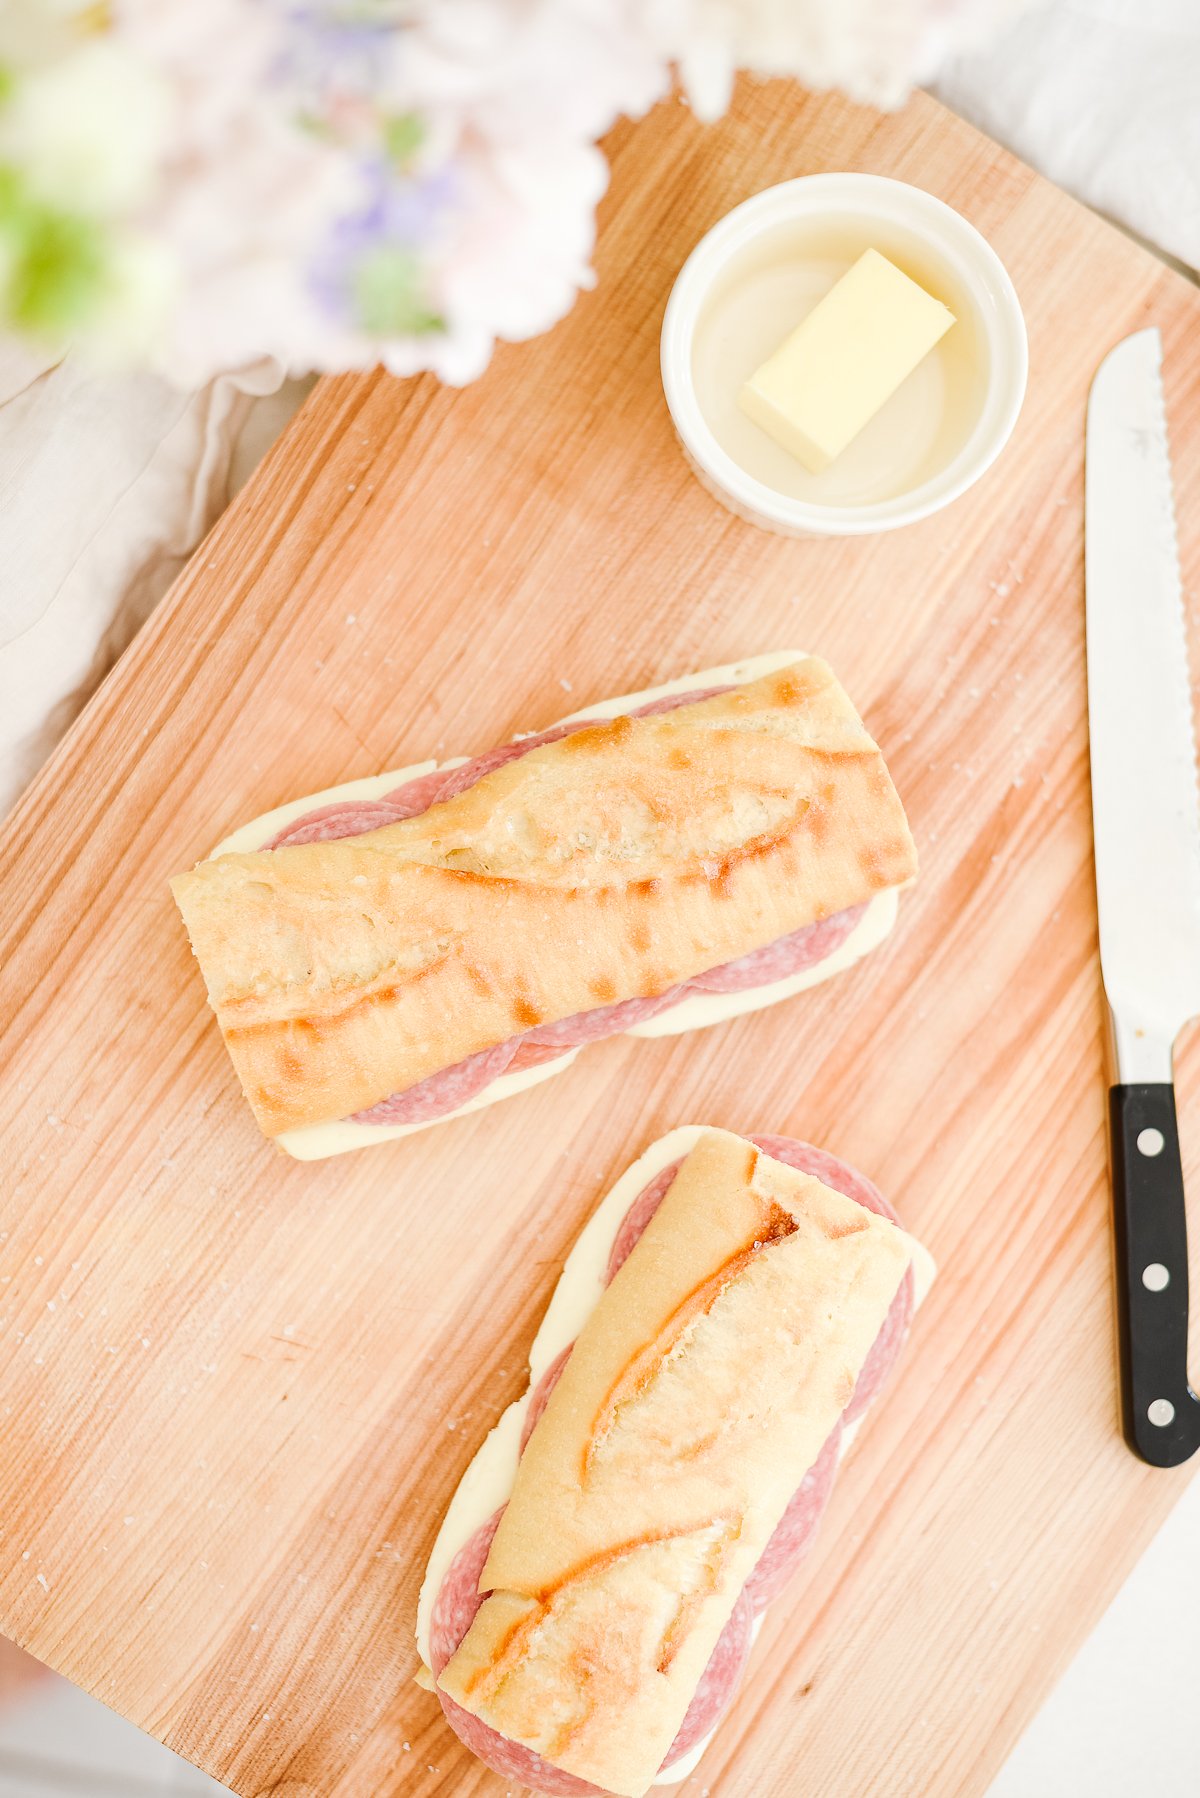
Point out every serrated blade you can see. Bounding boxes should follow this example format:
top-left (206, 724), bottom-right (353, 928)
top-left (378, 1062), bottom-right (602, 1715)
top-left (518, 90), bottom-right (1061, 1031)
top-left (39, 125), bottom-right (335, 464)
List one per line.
top-left (1087, 328), bottom-right (1200, 1083)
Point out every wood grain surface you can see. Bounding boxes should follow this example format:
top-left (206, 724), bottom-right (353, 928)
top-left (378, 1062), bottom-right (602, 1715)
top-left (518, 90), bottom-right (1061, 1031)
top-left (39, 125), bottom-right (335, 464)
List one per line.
top-left (2, 78), bottom-right (1199, 1798)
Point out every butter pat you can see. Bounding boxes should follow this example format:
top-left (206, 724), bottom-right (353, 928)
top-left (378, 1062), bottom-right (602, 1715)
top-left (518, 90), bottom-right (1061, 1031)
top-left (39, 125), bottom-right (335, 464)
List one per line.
top-left (738, 248), bottom-right (955, 473)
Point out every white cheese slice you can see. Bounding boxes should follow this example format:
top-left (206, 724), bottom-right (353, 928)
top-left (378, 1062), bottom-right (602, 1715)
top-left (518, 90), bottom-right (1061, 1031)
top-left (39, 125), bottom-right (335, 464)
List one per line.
top-left (208, 653), bottom-right (906, 1158)
top-left (627, 886), bottom-right (898, 1037)
top-left (274, 1051), bottom-right (582, 1162)
top-left (551, 648), bottom-right (805, 723)
top-left (414, 1127), bottom-right (935, 1785)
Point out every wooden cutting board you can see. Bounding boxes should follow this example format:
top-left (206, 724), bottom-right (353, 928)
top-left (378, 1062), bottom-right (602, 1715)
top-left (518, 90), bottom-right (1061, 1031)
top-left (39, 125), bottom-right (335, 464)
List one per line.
top-left (2, 78), bottom-right (1199, 1798)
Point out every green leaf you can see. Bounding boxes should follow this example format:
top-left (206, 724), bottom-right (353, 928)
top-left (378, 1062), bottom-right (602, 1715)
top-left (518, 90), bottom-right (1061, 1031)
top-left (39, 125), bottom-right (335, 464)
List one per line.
top-left (295, 107), bottom-right (337, 142)
top-left (382, 111), bottom-right (424, 169)
top-left (353, 244), bottom-right (444, 338)
top-left (0, 169), bottom-right (110, 336)
top-left (0, 165), bottom-right (25, 221)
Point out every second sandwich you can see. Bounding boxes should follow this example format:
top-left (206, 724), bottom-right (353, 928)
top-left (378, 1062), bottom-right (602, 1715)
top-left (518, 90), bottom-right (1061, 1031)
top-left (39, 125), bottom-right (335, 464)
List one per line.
top-left (421, 1127), bottom-right (933, 1795)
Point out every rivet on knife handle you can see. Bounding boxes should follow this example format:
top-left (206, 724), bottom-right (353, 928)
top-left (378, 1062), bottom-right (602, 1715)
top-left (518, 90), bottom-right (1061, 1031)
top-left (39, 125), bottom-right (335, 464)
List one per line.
top-left (1109, 1083), bottom-right (1200, 1467)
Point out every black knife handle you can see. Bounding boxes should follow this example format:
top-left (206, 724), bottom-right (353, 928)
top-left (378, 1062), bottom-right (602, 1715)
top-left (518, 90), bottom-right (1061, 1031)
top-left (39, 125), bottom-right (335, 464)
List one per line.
top-left (1110, 1084), bottom-right (1200, 1466)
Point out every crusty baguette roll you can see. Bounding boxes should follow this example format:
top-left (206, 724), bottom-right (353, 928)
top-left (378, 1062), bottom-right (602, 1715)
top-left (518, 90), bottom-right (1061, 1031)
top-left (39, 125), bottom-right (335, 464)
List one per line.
top-left (171, 660), bottom-right (915, 1139)
top-left (436, 1130), bottom-right (917, 1797)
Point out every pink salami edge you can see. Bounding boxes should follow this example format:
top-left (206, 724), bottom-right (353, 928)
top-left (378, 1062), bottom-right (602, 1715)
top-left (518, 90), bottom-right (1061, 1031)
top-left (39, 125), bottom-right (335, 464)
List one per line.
top-left (741, 1421), bottom-right (844, 1612)
top-left (431, 1508), bottom-right (754, 1791)
top-left (689, 903), bottom-right (867, 993)
top-left (267, 685), bottom-right (731, 848)
top-left (429, 1509), bottom-right (604, 1795)
top-left (351, 1038), bottom-right (517, 1126)
top-left (605, 1161), bottom-right (681, 1283)
top-left (661, 1587), bottom-right (755, 1766)
top-left (749, 1135), bottom-right (915, 1423)
top-left (520, 1343), bottom-right (574, 1452)
top-left (351, 907), bottom-right (856, 1126)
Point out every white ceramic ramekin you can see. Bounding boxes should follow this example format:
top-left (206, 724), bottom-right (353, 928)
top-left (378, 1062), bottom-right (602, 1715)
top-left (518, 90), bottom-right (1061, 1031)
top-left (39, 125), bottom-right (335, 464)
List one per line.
top-left (660, 173), bottom-right (1028, 536)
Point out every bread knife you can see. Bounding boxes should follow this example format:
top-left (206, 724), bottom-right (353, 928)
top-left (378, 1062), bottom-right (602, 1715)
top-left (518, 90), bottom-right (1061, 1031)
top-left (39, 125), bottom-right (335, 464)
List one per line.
top-left (1087, 327), bottom-right (1200, 1466)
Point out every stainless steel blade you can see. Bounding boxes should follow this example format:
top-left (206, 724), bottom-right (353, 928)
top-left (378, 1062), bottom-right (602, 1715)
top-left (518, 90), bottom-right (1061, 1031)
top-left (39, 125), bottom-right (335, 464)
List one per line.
top-left (1087, 327), bottom-right (1200, 1084)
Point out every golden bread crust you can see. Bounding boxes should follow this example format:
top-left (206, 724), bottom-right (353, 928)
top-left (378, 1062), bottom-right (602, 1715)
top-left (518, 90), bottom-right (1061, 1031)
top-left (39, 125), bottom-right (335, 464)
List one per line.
top-left (171, 662), bottom-right (916, 1136)
top-left (436, 1131), bottom-right (917, 1796)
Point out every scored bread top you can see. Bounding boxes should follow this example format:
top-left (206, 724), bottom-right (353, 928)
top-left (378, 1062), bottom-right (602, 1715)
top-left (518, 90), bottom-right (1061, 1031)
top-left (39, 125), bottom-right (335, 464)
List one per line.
top-left (170, 661), bottom-right (916, 1136)
top-left (436, 1130), bottom-right (918, 1796)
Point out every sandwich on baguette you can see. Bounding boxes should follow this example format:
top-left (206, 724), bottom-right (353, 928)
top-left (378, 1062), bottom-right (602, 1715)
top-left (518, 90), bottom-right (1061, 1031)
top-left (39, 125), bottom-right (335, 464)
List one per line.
top-left (171, 654), bottom-right (916, 1159)
top-left (418, 1127), bottom-right (934, 1796)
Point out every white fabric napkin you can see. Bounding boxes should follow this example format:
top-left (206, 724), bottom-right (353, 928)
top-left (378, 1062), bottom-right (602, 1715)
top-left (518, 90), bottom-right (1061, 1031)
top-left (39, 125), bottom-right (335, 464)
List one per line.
top-left (0, 352), bottom-right (303, 813)
top-left (935, 0), bottom-right (1200, 274)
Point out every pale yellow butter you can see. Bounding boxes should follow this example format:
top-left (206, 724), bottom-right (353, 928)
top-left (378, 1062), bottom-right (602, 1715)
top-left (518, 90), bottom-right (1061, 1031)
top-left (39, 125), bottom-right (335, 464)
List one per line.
top-left (738, 247), bottom-right (956, 473)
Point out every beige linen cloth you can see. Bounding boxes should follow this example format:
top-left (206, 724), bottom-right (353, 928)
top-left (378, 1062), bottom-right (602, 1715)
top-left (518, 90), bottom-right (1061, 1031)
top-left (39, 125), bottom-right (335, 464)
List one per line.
top-left (0, 350), bottom-right (309, 816)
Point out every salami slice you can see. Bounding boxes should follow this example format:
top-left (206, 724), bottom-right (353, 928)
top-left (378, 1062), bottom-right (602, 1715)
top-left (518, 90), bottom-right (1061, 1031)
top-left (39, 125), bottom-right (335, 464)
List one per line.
top-left (262, 686), bottom-right (733, 848)
top-left (345, 994), bottom-right (685, 1132)
top-left (320, 937), bottom-right (863, 1127)
top-left (605, 1161), bottom-right (681, 1283)
top-left (437, 1690), bottom-right (606, 1796)
top-left (350, 1038), bottom-right (517, 1126)
top-left (428, 1510), bottom-right (506, 1680)
top-left (688, 904), bottom-right (866, 995)
top-left (506, 1037), bottom-right (576, 1075)
top-left (432, 1515), bottom-right (605, 1794)
top-left (432, 1508), bottom-right (751, 1794)
top-left (264, 769), bottom-right (454, 848)
top-left (660, 1587), bottom-right (754, 1769)
top-left (743, 1423), bottom-right (843, 1613)
top-left (748, 1136), bottom-right (914, 1421)
top-left (374, 766), bottom-right (461, 816)
top-left (745, 1135), bottom-right (888, 1214)
top-left (519, 986), bottom-right (686, 1051)
top-left (841, 1276), bottom-right (913, 1421)
top-left (520, 1343), bottom-right (573, 1452)
top-left (433, 721), bottom-right (585, 802)
top-left (433, 1518), bottom-right (604, 1798)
